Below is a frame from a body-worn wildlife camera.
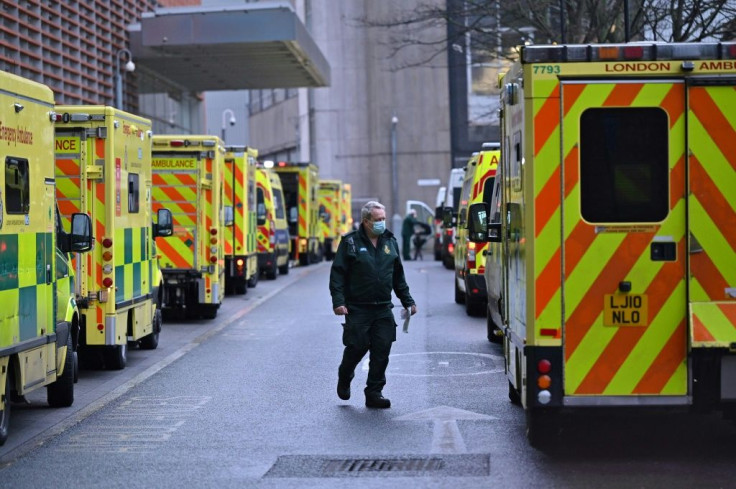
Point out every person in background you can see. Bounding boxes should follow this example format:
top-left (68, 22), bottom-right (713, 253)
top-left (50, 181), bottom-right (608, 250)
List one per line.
top-left (401, 209), bottom-right (419, 260)
top-left (329, 201), bottom-right (416, 409)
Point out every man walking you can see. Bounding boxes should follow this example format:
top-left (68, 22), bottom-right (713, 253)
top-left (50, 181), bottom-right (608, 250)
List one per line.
top-left (401, 209), bottom-right (419, 260)
top-left (329, 201), bottom-right (416, 408)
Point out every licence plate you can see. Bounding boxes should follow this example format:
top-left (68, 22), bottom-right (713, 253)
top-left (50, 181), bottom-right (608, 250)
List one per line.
top-left (603, 294), bottom-right (648, 327)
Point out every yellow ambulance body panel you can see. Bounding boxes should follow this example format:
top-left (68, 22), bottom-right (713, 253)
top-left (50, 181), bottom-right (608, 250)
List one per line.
top-left (54, 106), bottom-right (166, 369)
top-left (467, 42), bottom-right (736, 445)
top-left (0, 71), bottom-right (93, 445)
top-left (151, 135), bottom-right (226, 319)
top-left (223, 146), bottom-right (259, 294)
top-left (318, 179), bottom-right (342, 260)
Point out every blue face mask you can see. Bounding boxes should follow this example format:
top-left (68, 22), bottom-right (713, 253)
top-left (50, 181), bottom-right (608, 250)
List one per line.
top-left (372, 220), bottom-right (386, 234)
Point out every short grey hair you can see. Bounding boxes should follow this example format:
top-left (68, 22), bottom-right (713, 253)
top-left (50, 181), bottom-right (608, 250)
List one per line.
top-left (361, 201), bottom-right (385, 221)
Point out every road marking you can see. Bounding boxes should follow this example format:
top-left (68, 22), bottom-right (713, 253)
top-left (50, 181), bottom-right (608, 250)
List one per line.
top-left (395, 405), bottom-right (497, 454)
top-left (361, 351), bottom-right (504, 376)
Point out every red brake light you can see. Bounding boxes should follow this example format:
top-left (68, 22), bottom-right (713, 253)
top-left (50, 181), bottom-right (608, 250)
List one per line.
top-left (537, 359), bottom-right (552, 374)
top-left (170, 140), bottom-right (185, 147)
top-left (102, 238), bottom-right (113, 248)
top-left (209, 255), bottom-right (217, 263)
top-left (102, 277), bottom-right (113, 288)
top-left (210, 228), bottom-right (218, 236)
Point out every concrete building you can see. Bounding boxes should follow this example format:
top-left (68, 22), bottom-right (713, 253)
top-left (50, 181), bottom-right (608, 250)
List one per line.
top-left (249, 1), bottom-right (452, 222)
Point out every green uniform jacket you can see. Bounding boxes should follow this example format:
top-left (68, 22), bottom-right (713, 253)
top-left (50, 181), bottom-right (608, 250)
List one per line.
top-left (330, 226), bottom-right (415, 311)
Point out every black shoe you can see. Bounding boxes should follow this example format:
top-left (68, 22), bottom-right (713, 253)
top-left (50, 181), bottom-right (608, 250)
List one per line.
top-left (337, 377), bottom-right (351, 400)
top-left (365, 394), bottom-right (391, 409)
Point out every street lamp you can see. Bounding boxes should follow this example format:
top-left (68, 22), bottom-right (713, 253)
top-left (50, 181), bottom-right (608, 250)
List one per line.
top-left (221, 108), bottom-right (236, 142)
top-left (115, 48), bottom-right (135, 110)
top-left (390, 113), bottom-right (400, 227)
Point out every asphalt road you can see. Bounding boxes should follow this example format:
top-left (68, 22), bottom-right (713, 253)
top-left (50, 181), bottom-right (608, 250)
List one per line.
top-left (1, 258), bottom-right (735, 488)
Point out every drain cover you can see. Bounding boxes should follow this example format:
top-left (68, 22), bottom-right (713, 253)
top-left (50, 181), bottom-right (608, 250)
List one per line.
top-left (264, 454), bottom-right (490, 478)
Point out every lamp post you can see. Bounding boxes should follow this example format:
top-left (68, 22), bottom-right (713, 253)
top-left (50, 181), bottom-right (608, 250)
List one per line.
top-left (115, 48), bottom-right (135, 109)
top-left (221, 108), bottom-right (236, 142)
top-left (390, 113), bottom-right (400, 228)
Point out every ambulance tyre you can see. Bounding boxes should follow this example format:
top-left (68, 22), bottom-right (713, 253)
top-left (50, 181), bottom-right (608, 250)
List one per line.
top-left (465, 298), bottom-right (484, 317)
top-left (266, 261), bottom-right (278, 280)
top-left (200, 305), bottom-right (218, 320)
top-left (487, 313), bottom-right (502, 344)
top-left (454, 277), bottom-right (465, 305)
top-left (247, 272), bottom-right (258, 289)
top-left (236, 281), bottom-right (248, 295)
top-left (48, 332), bottom-right (75, 407)
top-left (278, 261), bottom-right (289, 275)
top-left (526, 409), bottom-right (557, 448)
top-left (105, 344), bottom-right (127, 371)
top-left (508, 381), bottom-right (521, 405)
top-left (299, 253), bottom-right (309, 266)
top-left (0, 372), bottom-right (10, 446)
top-left (140, 310), bottom-right (162, 350)
top-left (73, 350), bottom-right (79, 383)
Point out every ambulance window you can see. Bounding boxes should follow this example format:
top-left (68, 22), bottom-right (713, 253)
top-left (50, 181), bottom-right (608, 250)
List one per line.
top-left (580, 107), bottom-right (669, 223)
top-left (256, 188), bottom-right (266, 224)
top-left (273, 189), bottom-right (285, 220)
top-left (128, 173), bottom-right (140, 213)
top-left (5, 157), bottom-right (30, 214)
top-left (482, 177), bottom-right (495, 205)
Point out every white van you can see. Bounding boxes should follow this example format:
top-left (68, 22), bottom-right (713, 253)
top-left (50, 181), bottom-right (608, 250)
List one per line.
top-left (441, 167), bottom-right (465, 269)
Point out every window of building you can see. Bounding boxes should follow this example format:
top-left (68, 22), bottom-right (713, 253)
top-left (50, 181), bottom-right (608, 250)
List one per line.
top-left (580, 107), bottom-right (669, 223)
top-left (128, 173), bottom-right (140, 213)
top-left (5, 157), bottom-right (30, 214)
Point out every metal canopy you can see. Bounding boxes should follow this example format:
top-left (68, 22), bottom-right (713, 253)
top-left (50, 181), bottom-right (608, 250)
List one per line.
top-left (128, 2), bottom-right (330, 92)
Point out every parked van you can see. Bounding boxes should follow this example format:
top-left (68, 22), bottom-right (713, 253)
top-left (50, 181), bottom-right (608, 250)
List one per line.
top-left (441, 167), bottom-right (465, 269)
top-left (454, 142), bottom-right (499, 316)
top-left (256, 167), bottom-right (289, 279)
top-left (433, 186), bottom-right (446, 260)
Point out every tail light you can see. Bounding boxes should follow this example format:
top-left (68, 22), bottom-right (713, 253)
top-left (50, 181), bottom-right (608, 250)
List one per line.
top-left (536, 359), bottom-right (552, 405)
top-left (448, 243), bottom-right (454, 254)
top-left (467, 242), bottom-right (477, 269)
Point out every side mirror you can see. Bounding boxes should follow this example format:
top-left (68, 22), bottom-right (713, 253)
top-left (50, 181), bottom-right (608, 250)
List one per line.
top-left (154, 208), bottom-right (173, 237)
top-left (68, 213), bottom-right (93, 252)
top-left (467, 202), bottom-right (489, 243)
top-left (224, 206), bottom-right (234, 227)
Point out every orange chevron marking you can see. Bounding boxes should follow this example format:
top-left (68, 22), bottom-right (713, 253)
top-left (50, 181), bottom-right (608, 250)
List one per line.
top-left (691, 156), bottom-right (736, 253)
top-left (563, 221), bottom-right (597, 278)
top-left (534, 87), bottom-right (560, 156)
top-left (574, 239), bottom-right (685, 394)
top-left (690, 248), bottom-right (729, 301)
top-left (95, 138), bottom-right (105, 158)
top-left (562, 83), bottom-right (586, 116)
top-left (58, 200), bottom-right (79, 216)
top-left (660, 84), bottom-right (685, 128)
top-left (156, 186), bottom-right (197, 215)
top-left (56, 158), bottom-right (80, 176)
top-left (690, 87), bottom-right (736, 170)
top-left (718, 303), bottom-right (736, 329)
top-left (536, 249), bottom-right (560, 319)
top-left (670, 156), bottom-right (686, 209)
top-left (534, 167), bottom-right (559, 238)
top-left (633, 318), bottom-right (687, 394)
top-left (565, 232), bottom-right (653, 360)
top-left (602, 83), bottom-right (644, 106)
top-left (156, 238), bottom-right (192, 269)
top-left (692, 314), bottom-right (717, 342)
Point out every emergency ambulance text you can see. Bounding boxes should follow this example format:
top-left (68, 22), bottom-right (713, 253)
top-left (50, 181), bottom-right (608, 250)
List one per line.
top-left (0, 122), bottom-right (33, 146)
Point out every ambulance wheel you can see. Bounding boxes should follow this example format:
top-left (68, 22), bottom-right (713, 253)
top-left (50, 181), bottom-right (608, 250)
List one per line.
top-left (465, 298), bottom-right (484, 317)
top-left (0, 372), bottom-right (10, 446)
top-left (508, 381), bottom-right (521, 405)
top-left (105, 344), bottom-right (127, 370)
top-left (487, 314), bottom-right (503, 344)
top-left (200, 305), bottom-right (218, 320)
top-left (140, 310), bottom-right (162, 350)
top-left (526, 409), bottom-right (558, 448)
top-left (278, 262), bottom-right (289, 275)
top-left (266, 261), bottom-right (278, 280)
top-left (299, 253), bottom-right (309, 266)
top-left (247, 272), bottom-right (258, 288)
top-left (48, 332), bottom-right (75, 407)
top-left (235, 282), bottom-right (247, 295)
top-left (454, 278), bottom-right (465, 304)
top-left (73, 350), bottom-right (79, 383)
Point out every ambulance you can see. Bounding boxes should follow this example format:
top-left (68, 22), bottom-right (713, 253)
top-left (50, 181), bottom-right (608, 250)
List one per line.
top-left (441, 167), bottom-right (466, 269)
top-left (55, 106), bottom-right (173, 369)
top-left (340, 182), bottom-right (353, 235)
top-left (467, 41), bottom-right (736, 445)
top-left (273, 161), bottom-right (323, 265)
top-left (223, 146), bottom-right (259, 294)
top-left (151, 136), bottom-right (226, 319)
top-left (318, 179), bottom-right (343, 260)
top-left (0, 71), bottom-right (93, 445)
top-left (255, 166), bottom-right (289, 279)
top-left (454, 143), bottom-right (499, 316)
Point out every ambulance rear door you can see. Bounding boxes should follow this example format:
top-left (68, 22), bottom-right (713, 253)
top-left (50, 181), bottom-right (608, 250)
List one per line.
top-left (560, 79), bottom-right (688, 401)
